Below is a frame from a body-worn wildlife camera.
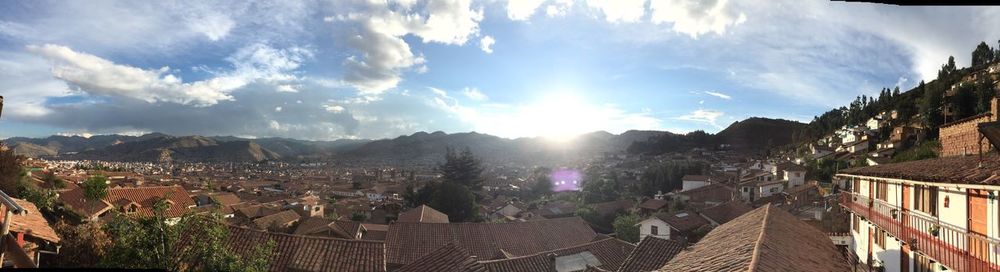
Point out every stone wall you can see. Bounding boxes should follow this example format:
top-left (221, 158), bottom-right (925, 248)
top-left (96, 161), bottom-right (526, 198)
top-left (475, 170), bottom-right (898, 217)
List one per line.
top-left (939, 113), bottom-right (993, 157)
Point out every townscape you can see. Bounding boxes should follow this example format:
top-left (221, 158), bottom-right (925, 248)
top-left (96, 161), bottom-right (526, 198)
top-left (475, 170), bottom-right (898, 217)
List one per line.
top-left (2, 1), bottom-right (1000, 272)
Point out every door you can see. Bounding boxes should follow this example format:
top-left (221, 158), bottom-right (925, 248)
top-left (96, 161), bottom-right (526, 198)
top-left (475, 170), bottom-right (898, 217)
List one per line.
top-left (968, 189), bottom-right (989, 271)
top-left (901, 244), bottom-right (911, 272)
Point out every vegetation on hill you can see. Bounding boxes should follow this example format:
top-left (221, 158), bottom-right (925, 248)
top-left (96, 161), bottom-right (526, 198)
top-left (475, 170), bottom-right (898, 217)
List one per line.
top-left (626, 117), bottom-right (806, 155)
top-left (403, 147), bottom-right (483, 222)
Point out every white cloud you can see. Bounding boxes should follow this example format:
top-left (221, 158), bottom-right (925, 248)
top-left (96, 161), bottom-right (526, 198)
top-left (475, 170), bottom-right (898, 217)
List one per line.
top-left (277, 85), bottom-right (298, 93)
top-left (274, 106), bottom-right (282, 112)
top-left (186, 11), bottom-right (235, 41)
top-left (649, 0), bottom-right (746, 38)
top-left (462, 87), bottom-right (488, 101)
top-left (675, 109), bottom-right (724, 128)
top-left (704, 90), bottom-right (732, 100)
top-left (480, 36), bottom-right (496, 53)
top-left (546, 0), bottom-right (574, 17)
top-left (324, 104), bottom-right (346, 113)
top-left (586, 0), bottom-right (647, 23)
top-left (507, 0), bottom-right (546, 21)
top-left (333, 0), bottom-right (485, 95)
top-left (27, 43), bottom-right (310, 106)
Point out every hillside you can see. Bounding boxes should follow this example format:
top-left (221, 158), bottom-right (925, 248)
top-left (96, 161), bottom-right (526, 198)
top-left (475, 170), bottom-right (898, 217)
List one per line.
top-left (626, 117), bottom-right (806, 155)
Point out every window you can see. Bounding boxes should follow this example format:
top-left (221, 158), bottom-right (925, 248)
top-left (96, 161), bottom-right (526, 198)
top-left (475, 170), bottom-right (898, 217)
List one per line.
top-left (853, 179), bottom-right (860, 193)
top-left (651, 225), bottom-right (659, 236)
top-left (914, 185), bottom-right (938, 216)
top-left (874, 181), bottom-right (888, 201)
top-left (853, 214), bottom-right (860, 233)
top-left (874, 227), bottom-right (886, 248)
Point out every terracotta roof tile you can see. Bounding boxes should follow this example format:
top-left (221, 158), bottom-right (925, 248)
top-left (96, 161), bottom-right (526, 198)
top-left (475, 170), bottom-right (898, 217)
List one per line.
top-left (677, 183), bottom-right (736, 204)
top-left (479, 237), bottom-right (635, 272)
top-left (386, 217), bottom-right (597, 266)
top-left (104, 186), bottom-right (195, 218)
top-left (699, 201), bottom-right (753, 225)
top-left (9, 198), bottom-right (60, 243)
top-left (617, 236), bottom-right (685, 272)
top-left (251, 210), bottom-right (300, 230)
top-left (223, 225), bottom-right (386, 272)
top-left (653, 211), bottom-right (709, 233)
top-left (639, 199), bottom-right (668, 211)
top-left (397, 243), bottom-right (487, 272)
top-left (840, 155), bottom-right (1000, 185)
top-left (659, 204), bottom-right (850, 272)
top-left (57, 183), bottom-right (112, 219)
top-left (397, 205), bottom-right (449, 223)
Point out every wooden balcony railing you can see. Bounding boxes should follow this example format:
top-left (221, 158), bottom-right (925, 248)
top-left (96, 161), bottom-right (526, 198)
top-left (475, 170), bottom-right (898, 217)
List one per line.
top-left (840, 192), bottom-right (1000, 272)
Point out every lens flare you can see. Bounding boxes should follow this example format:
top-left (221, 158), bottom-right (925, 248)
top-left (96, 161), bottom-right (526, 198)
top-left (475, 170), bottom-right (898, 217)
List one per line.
top-left (550, 168), bottom-right (583, 192)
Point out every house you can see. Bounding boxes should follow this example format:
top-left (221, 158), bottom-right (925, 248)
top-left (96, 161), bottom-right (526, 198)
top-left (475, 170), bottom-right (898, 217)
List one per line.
top-left (397, 204), bottom-right (449, 223)
top-left (774, 162), bottom-right (807, 188)
top-left (659, 204), bottom-right (850, 271)
top-left (478, 237), bottom-right (635, 272)
top-left (385, 217), bottom-right (597, 268)
top-left (675, 183), bottom-right (736, 208)
top-left (698, 201), bottom-right (753, 226)
top-left (59, 185), bottom-right (196, 222)
top-left (8, 198), bottom-right (60, 265)
top-left (180, 224), bottom-right (386, 272)
top-left (617, 236), bottom-right (686, 272)
top-left (756, 179), bottom-right (784, 198)
top-left (838, 154), bottom-right (1000, 272)
top-left (292, 217), bottom-right (366, 239)
top-left (250, 210), bottom-right (300, 231)
top-left (638, 198), bottom-right (669, 215)
top-left (637, 210), bottom-right (710, 243)
top-left (680, 175), bottom-right (711, 192)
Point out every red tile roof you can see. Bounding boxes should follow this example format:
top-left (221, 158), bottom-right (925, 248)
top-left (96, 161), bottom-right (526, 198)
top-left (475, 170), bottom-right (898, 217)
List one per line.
top-left (479, 237), bottom-right (635, 272)
top-left (699, 201), bottom-right (754, 225)
top-left (105, 186), bottom-right (195, 218)
top-left (9, 198), bottom-right (60, 243)
top-left (57, 183), bottom-right (112, 219)
top-left (840, 155), bottom-right (1000, 185)
top-left (617, 236), bottom-right (685, 272)
top-left (223, 225), bottom-right (386, 272)
top-left (677, 183), bottom-right (736, 204)
top-left (386, 217), bottom-right (597, 266)
top-left (397, 205), bottom-right (449, 223)
top-left (397, 243), bottom-right (488, 272)
top-left (659, 204), bottom-right (850, 272)
top-left (639, 199), bottom-right (669, 211)
top-left (251, 210), bottom-right (300, 230)
top-left (652, 211), bottom-right (709, 233)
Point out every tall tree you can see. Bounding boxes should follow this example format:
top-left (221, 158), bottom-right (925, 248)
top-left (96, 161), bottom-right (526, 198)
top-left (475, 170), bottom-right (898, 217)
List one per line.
top-left (429, 182), bottom-right (479, 222)
top-left (0, 149), bottom-right (23, 196)
top-left (972, 41), bottom-right (995, 68)
top-left (51, 221), bottom-right (112, 268)
top-left (83, 175), bottom-right (109, 201)
top-left (438, 147), bottom-right (484, 190)
top-left (612, 213), bottom-right (641, 243)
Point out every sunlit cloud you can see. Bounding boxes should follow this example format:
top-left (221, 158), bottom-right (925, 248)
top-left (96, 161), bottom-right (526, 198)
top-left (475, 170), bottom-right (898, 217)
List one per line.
top-left (704, 91), bottom-right (732, 100)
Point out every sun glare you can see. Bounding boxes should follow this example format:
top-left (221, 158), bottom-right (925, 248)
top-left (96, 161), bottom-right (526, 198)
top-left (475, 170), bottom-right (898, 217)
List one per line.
top-left (525, 92), bottom-right (596, 142)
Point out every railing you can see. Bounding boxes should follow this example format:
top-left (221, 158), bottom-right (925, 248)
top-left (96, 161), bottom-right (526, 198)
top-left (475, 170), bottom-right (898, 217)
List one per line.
top-left (840, 192), bottom-right (1000, 272)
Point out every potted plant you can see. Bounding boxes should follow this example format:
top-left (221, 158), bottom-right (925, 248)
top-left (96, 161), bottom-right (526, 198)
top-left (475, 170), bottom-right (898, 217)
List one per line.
top-left (930, 225), bottom-right (940, 237)
top-left (890, 209), bottom-right (898, 219)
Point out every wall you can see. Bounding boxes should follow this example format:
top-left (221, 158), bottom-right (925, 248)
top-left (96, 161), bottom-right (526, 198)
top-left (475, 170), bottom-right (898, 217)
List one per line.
top-left (681, 180), bottom-right (708, 192)
top-left (639, 219), bottom-right (671, 241)
top-left (939, 113), bottom-right (992, 157)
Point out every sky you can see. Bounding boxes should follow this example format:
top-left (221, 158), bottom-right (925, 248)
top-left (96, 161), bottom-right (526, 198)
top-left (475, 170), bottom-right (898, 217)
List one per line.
top-left (1, 1), bottom-right (999, 141)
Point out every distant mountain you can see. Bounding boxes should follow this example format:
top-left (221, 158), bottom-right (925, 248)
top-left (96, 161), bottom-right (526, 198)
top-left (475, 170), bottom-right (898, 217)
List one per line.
top-left (627, 117), bottom-right (806, 155)
top-left (3, 133), bottom-right (371, 162)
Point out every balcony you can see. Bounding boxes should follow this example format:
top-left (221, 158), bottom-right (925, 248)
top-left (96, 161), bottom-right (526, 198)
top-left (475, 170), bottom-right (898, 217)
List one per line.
top-left (840, 192), bottom-right (1000, 272)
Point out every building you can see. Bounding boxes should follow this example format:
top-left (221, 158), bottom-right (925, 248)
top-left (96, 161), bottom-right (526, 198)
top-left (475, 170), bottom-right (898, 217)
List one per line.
top-left (838, 155), bottom-right (1000, 272)
top-left (680, 175), bottom-right (711, 192)
top-left (396, 204), bottom-right (449, 223)
top-left (637, 210), bottom-right (709, 242)
top-left (617, 236), bottom-right (686, 272)
top-left (659, 204), bottom-right (850, 271)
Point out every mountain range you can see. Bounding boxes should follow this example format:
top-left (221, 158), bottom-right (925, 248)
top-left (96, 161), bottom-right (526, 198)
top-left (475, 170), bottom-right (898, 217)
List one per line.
top-left (2, 117), bottom-right (804, 164)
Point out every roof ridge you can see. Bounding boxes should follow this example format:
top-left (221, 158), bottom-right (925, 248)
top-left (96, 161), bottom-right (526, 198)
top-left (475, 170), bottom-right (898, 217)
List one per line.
top-left (227, 223), bottom-right (387, 244)
top-left (746, 204), bottom-right (771, 272)
top-left (476, 236), bottom-right (619, 264)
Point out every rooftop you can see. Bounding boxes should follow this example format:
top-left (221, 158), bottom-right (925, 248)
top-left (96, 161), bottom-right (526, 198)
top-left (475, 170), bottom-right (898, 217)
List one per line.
top-left (659, 204), bottom-right (850, 272)
top-left (840, 154), bottom-right (1000, 185)
top-left (617, 236), bottom-right (685, 272)
top-left (397, 204), bottom-right (450, 223)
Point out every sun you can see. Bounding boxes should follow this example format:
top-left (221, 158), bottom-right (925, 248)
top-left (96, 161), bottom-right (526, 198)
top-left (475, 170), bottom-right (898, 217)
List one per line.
top-left (523, 92), bottom-right (597, 142)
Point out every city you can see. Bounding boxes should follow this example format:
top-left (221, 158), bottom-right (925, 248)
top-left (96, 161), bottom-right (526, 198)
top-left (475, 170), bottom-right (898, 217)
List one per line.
top-left (0, 1), bottom-right (998, 272)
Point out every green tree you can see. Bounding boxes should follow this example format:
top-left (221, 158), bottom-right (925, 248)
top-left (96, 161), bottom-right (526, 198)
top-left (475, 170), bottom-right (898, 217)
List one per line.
top-left (972, 41), bottom-right (995, 68)
top-left (429, 182), bottom-right (479, 222)
top-left (83, 175), bottom-right (109, 201)
top-left (51, 221), bottom-right (112, 267)
top-left (175, 215), bottom-right (274, 272)
top-left (350, 211), bottom-right (368, 222)
top-left (42, 171), bottom-right (66, 189)
top-left (101, 199), bottom-right (178, 270)
top-left (920, 80), bottom-right (944, 129)
top-left (612, 213), bottom-right (641, 243)
top-left (21, 186), bottom-right (57, 212)
top-left (531, 175), bottom-right (554, 198)
top-left (438, 147), bottom-right (484, 190)
top-left (402, 183), bottom-right (436, 208)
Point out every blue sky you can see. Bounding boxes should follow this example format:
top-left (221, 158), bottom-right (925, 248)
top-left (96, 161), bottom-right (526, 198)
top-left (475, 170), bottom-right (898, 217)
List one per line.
top-left (1, 1), bottom-right (999, 141)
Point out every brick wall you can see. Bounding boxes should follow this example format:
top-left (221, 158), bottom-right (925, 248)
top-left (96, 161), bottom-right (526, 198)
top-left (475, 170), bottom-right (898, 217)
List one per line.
top-left (940, 114), bottom-right (993, 157)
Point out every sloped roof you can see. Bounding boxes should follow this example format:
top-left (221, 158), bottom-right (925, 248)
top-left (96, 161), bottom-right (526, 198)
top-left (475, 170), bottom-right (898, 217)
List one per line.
top-left (397, 205), bottom-right (449, 223)
top-left (590, 199), bottom-right (635, 216)
top-left (639, 199), bottom-right (669, 210)
top-left (840, 155), bottom-right (1000, 185)
top-left (617, 236), bottom-right (685, 272)
top-left (223, 225), bottom-right (386, 272)
top-left (652, 211), bottom-right (709, 233)
top-left (105, 186), bottom-right (195, 218)
top-left (57, 183), bottom-right (112, 219)
top-left (680, 175), bottom-right (710, 182)
top-left (699, 201), bottom-right (754, 225)
top-left (397, 243), bottom-right (488, 272)
top-left (9, 198), bottom-right (60, 243)
top-left (251, 210), bottom-right (301, 230)
top-left (211, 192), bottom-right (243, 206)
top-left (479, 237), bottom-right (635, 272)
top-left (386, 217), bottom-right (597, 266)
top-left (659, 204), bottom-right (850, 272)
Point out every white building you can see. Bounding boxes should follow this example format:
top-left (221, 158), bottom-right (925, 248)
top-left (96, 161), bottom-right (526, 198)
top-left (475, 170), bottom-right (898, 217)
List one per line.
top-left (680, 175), bottom-right (711, 192)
